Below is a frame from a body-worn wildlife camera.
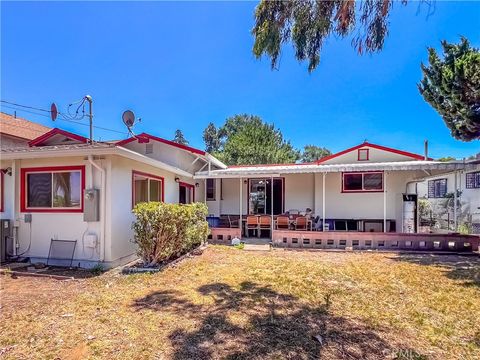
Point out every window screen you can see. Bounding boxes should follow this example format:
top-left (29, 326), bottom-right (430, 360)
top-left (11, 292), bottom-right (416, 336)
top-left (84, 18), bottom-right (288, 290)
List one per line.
top-left (428, 179), bottom-right (447, 198)
top-left (466, 172), bottom-right (480, 189)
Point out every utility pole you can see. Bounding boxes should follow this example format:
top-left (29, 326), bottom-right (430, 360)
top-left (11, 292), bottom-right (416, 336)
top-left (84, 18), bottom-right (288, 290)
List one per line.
top-left (85, 95), bottom-right (93, 143)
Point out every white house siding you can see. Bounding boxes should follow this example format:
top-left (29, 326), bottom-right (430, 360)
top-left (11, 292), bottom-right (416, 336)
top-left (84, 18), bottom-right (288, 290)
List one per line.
top-left (121, 140), bottom-right (206, 173)
top-left (314, 171), bottom-right (423, 225)
top-left (1, 156), bottom-right (103, 267)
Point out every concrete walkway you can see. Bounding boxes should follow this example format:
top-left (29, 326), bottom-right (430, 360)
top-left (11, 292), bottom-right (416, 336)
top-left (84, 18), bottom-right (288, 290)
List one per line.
top-left (242, 237), bottom-right (272, 251)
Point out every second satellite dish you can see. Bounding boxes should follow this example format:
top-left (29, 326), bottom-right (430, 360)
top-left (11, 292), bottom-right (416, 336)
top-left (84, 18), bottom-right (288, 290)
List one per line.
top-left (122, 110), bottom-right (136, 128)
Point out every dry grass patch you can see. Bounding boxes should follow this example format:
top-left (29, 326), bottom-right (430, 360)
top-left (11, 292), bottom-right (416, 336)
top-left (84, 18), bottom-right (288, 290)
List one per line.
top-left (1, 246), bottom-right (479, 359)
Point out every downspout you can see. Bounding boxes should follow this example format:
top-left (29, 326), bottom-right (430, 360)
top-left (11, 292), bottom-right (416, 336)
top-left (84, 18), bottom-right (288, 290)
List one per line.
top-left (88, 155), bottom-right (106, 262)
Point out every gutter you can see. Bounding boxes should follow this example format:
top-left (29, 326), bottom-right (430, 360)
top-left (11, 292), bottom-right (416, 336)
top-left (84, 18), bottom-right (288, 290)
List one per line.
top-left (88, 155), bottom-right (106, 262)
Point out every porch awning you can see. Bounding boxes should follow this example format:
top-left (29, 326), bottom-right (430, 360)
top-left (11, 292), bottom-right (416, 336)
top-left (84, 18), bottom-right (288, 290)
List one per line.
top-left (193, 160), bottom-right (478, 179)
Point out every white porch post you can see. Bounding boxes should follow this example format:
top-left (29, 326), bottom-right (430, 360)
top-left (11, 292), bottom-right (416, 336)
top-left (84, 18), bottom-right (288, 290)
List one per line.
top-left (239, 177), bottom-right (243, 236)
top-left (383, 171), bottom-right (387, 233)
top-left (322, 172), bottom-right (326, 231)
top-left (271, 176), bottom-right (274, 236)
top-left (454, 171), bottom-right (458, 231)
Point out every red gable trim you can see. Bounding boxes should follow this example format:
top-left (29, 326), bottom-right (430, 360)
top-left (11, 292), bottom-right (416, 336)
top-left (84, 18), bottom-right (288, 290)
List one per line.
top-left (116, 133), bottom-right (205, 156)
top-left (28, 128), bottom-right (88, 147)
top-left (317, 142), bottom-right (430, 163)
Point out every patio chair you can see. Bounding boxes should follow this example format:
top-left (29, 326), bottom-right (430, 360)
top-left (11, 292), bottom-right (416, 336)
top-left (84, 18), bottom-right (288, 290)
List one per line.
top-left (295, 216), bottom-right (308, 231)
top-left (246, 216), bottom-right (259, 237)
top-left (259, 216), bottom-right (272, 238)
top-left (227, 215), bottom-right (240, 228)
top-left (275, 216), bottom-right (290, 230)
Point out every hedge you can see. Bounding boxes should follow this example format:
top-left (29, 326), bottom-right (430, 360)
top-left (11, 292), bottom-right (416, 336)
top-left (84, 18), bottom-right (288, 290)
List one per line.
top-left (132, 202), bottom-right (209, 267)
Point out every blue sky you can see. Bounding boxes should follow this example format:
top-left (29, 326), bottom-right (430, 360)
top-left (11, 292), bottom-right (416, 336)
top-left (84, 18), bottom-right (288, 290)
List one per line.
top-left (1, 1), bottom-right (479, 159)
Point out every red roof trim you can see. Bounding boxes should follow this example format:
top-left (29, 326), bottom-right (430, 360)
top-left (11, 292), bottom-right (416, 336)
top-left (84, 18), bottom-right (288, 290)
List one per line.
top-left (28, 128), bottom-right (88, 147)
top-left (316, 142), bottom-right (430, 163)
top-left (116, 133), bottom-right (205, 155)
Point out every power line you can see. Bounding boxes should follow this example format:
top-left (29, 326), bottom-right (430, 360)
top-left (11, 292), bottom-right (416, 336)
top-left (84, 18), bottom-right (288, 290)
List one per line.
top-left (1, 100), bottom-right (129, 136)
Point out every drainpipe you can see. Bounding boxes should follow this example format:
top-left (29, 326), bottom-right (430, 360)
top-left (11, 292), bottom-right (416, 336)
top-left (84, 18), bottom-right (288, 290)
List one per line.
top-left (88, 155), bottom-right (106, 262)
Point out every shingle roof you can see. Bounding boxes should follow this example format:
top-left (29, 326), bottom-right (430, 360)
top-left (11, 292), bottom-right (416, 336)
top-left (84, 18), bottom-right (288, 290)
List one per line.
top-left (0, 112), bottom-right (51, 140)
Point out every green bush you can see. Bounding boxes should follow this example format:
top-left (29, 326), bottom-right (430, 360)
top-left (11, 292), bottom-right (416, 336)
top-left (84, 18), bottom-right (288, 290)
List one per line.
top-left (132, 202), bottom-right (209, 267)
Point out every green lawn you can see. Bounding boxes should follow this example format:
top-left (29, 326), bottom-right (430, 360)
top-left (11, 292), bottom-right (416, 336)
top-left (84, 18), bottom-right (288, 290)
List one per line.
top-left (1, 246), bottom-right (479, 359)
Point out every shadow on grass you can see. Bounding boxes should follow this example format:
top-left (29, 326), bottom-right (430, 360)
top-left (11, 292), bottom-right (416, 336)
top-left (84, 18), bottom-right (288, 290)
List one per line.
top-left (392, 253), bottom-right (480, 287)
top-left (131, 281), bottom-right (420, 359)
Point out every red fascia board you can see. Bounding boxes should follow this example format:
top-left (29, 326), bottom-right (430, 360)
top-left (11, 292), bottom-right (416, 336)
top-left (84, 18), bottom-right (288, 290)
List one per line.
top-left (317, 142), bottom-right (430, 163)
top-left (28, 128), bottom-right (88, 147)
top-left (20, 165), bottom-right (86, 213)
top-left (116, 133), bottom-right (206, 156)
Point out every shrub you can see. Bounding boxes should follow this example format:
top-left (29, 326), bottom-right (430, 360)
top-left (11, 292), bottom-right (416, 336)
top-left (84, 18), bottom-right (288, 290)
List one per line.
top-left (132, 202), bottom-right (209, 267)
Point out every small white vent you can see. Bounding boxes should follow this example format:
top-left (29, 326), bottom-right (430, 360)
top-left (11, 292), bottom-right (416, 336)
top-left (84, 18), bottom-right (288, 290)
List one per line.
top-left (145, 143), bottom-right (153, 154)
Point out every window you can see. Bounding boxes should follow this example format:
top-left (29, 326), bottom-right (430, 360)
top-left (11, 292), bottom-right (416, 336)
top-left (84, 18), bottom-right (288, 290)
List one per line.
top-left (179, 182), bottom-right (194, 204)
top-left (248, 178), bottom-right (284, 215)
top-left (466, 171), bottom-right (480, 189)
top-left (206, 178), bottom-right (216, 201)
top-left (21, 166), bottom-right (85, 212)
top-left (358, 149), bottom-right (369, 161)
top-left (342, 172), bottom-right (383, 192)
top-left (428, 178), bottom-right (447, 198)
top-left (132, 171), bottom-right (164, 206)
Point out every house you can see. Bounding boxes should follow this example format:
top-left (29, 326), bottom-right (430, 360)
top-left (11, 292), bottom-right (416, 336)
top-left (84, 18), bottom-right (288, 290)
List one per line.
top-left (195, 142), bottom-right (479, 250)
top-left (1, 124), bottom-right (478, 268)
top-left (1, 112), bottom-right (51, 148)
top-left (417, 156), bottom-right (480, 233)
top-left (0, 128), bottom-right (225, 268)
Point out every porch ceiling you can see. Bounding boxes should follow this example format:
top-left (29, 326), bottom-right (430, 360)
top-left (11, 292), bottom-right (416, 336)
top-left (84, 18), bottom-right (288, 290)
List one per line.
top-left (193, 160), bottom-right (477, 179)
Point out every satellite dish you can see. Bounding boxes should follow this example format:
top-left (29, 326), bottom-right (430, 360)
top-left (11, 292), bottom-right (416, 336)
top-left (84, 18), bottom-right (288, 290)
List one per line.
top-left (50, 103), bottom-right (58, 121)
top-left (122, 110), bottom-right (135, 128)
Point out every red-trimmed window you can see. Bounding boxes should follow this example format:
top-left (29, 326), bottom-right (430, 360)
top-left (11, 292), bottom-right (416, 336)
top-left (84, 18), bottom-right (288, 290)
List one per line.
top-left (342, 172), bottom-right (383, 192)
top-left (179, 182), bottom-right (195, 204)
top-left (21, 166), bottom-right (85, 212)
top-left (358, 149), bottom-right (369, 161)
top-left (132, 171), bottom-right (164, 206)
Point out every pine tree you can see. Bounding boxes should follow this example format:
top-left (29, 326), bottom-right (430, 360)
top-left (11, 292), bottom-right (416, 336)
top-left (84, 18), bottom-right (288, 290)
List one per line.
top-left (203, 122), bottom-right (221, 153)
top-left (418, 37), bottom-right (480, 141)
top-left (172, 129), bottom-right (189, 145)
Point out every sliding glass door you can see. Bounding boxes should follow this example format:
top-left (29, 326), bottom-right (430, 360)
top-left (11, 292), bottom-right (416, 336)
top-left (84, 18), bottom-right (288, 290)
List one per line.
top-left (248, 178), bottom-right (284, 215)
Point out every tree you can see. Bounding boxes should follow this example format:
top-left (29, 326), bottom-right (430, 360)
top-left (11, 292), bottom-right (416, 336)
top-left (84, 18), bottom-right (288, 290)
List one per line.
top-left (301, 145), bottom-right (331, 163)
top-left (252, 0), bottom-right (407, 72)
top-left (172, 129), bottom-right (189, 145)
top-left (437, 156), bottom-right (456, 162)
top-left (205, 114), bottom-right (299, 165)
top-left (418, 37), bottom-right (480, 141)
top-left (202, 122), bottom-right (221, 153)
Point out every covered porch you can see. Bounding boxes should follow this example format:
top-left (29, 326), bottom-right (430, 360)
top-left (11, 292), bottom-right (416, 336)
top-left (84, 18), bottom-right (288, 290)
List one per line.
top-left (197, 160), bottom-right (480, 251)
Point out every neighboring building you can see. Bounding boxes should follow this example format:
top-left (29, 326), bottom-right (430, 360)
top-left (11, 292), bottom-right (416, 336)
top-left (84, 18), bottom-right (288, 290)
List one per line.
top-left (0, 112), bottom-right (51, 148)
top-left (417, 156), bottom-right (480, 233)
